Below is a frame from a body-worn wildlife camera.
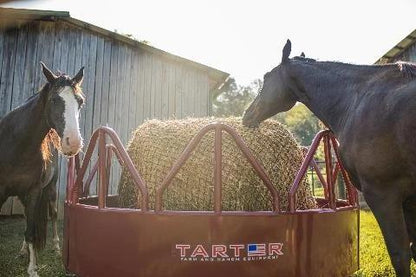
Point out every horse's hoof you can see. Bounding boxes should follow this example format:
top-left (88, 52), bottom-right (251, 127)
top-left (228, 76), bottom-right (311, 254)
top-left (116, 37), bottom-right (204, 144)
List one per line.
top-left (53, 239), bottom-right (61, 253)
top-left (28, 268), bottom-right (39, 277)
top-left (54, 249), bottom-right (62, 256)
top-left (17, 248), bottom-right (28, 259)
top-left (17, 250), bottom-right (28, 258)
top-left (19, 243), bottom-right (28, 257)
top-left (27, 263), bottom-right (39, 277)
top-left (53, 245), bottom-right (61, 254)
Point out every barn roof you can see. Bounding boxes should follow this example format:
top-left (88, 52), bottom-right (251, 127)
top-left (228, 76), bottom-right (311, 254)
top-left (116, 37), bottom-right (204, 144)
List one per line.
top-left (375, 28), bottom-right (416, 64)
top-left (0, 7), bottom-right (229, 90)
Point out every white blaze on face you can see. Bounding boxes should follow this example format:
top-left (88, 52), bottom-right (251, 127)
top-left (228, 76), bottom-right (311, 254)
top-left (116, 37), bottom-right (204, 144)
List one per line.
top-left (60, 86), bottom-right (83, 155)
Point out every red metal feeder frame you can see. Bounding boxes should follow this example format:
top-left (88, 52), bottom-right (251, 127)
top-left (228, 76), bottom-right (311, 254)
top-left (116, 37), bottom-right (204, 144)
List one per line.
top-left (64, 124), bottom-right (359, 277)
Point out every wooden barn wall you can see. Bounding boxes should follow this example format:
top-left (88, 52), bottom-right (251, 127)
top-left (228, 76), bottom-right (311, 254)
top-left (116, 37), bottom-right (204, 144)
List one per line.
top-left (393, 42), bottom-right (416, 62)
top-left (0, 20), bottom-right (213, 218)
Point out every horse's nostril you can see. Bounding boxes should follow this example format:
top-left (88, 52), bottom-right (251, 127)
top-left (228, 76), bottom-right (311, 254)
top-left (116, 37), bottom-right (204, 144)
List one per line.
top-left (65, 137), bottom-right (70, 146)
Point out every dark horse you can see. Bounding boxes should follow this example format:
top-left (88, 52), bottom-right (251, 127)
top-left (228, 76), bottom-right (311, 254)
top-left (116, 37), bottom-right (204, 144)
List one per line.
top-left (19, 147), bottom-right (61, 255)
top-left (0, 63), bottom-right (85, 277)
top-left (243, 40), bottom-right (416, 277)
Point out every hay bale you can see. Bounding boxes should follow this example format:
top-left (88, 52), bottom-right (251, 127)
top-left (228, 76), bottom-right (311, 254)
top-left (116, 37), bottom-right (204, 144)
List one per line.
top-left (118, 117), bottom-right (316, 211)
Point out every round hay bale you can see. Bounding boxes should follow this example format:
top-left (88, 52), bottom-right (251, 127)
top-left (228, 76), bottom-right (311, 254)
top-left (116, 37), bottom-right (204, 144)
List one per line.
top-left (118, 117), bottom-right (316, 211)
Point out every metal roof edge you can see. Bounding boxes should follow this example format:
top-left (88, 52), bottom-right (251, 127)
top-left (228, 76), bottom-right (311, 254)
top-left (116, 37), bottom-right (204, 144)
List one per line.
top-left (375, 29), bottom-right (416, 64)
top-left (63, 17), bottom-right (229, 90)
top-left (0, 7), bottom-right (69, 20)
top-left (0, 7), bottom-right (229, 89)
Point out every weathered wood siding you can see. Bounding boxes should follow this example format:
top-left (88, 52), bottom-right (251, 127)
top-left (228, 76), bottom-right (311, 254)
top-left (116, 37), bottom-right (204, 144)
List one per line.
top-left (0, 20), bottom-right (221, 217)
top-left (393, 42), bottom-right (416, 62)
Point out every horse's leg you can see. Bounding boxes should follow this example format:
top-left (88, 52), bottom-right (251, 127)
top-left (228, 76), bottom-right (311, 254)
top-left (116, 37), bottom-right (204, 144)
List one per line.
top-left (27, 242), bottom-right (38, 277)
top-left (48, 149), bottom-right (60, 253)
top-left (17, 195), bottom-right (29, 256)
top-left (19, 218), bottom-right (29, 256)
top-left (403, 194), bottom-right (416, 262)
top-left (25, 189), bottom-right (41, 277)
top-left (49, 194), bottom-right (60, 253)
top-left (364, 188), bottom-right (411, 277)
top-left (19, 238), bottom-right (28, 256)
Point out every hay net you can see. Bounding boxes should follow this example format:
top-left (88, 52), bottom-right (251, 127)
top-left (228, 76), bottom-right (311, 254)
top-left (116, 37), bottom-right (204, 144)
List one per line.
top-left (118, 117), bottom-right (316, 211)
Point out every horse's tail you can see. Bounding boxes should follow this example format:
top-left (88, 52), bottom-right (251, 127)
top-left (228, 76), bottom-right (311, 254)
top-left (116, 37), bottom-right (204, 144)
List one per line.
top-left (33, 181), bottom-right (50, 251)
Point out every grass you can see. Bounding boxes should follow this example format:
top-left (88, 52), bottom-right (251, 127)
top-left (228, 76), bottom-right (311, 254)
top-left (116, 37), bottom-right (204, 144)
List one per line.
top-left (0, 216), bottom-right (66, 277)
top-left (353, 211), bottom-right (416, 277)
top-left (0, 212), bottom-right (415, 276)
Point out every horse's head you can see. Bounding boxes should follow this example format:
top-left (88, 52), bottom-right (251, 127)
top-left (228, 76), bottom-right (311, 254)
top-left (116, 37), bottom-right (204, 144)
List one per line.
top-left (40, 62), bottom-right (85, 156)
top-left (243, 39), bottom-right (298, 128)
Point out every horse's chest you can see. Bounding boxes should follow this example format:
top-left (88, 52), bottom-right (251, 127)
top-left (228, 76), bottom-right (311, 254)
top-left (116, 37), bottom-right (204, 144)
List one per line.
top-left (0, 161), bottom-right (43, 194)
top-left (340, 135), bottom-right (406, 184)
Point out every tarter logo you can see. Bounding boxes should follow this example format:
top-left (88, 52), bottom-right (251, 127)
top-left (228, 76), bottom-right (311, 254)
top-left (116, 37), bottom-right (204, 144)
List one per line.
top-left (175, 242), bottom-right (283, 262)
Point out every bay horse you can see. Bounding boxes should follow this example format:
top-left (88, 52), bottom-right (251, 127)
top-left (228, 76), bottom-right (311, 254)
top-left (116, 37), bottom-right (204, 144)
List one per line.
top-left (243, 40), bottom-right (416, 277)
top-left (0, 63), bottom-right (85, 277)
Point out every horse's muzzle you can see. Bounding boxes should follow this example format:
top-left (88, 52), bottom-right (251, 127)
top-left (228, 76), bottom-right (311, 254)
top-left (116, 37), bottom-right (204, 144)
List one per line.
top-left (61, 133), bottom-right (83, 157)
top-left (242, 117), bottom-right (260, 128)
top-left (242, 109), bottom-right (260, 128)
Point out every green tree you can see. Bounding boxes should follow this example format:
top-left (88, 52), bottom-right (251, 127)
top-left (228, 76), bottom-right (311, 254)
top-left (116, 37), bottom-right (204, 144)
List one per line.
top-left (212, 77), bottom-right (259, 117)
top-left (213, 77), bottom-right (321, 146)
top-left (273, 104), bottom-right (321, 146)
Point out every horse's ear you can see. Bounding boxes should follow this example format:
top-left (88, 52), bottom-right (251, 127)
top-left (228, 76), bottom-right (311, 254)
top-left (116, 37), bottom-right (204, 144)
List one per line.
top-left (72, 66), bottom-right (84, 85)
top-left (281, 39), bottom-right (291, 63)
top-left (300, 52), bottom-right (305, 58)
top-left (40, 62), bottom-right (57, 83)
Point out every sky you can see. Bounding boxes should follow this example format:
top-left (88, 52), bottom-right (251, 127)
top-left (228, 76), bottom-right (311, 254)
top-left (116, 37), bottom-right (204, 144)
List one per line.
top-left (2, 0), bottom-right (416, 86)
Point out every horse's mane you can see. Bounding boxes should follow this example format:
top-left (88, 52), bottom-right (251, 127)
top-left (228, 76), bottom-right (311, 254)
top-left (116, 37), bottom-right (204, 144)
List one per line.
top-left (40, 128), bottom-right (61, 162)
top-left (396, 62), bottom-right (416, 79)
top-left (293, 56), bottom-right (316, 63)
top-left (293, 56), bottom-right (416, 81)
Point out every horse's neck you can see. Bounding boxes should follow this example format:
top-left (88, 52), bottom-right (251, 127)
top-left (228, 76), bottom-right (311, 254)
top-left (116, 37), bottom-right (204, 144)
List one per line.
top-left (292, 62), bottom-right (370, 136)
top-left (0, 93), bottom-right (49, 155)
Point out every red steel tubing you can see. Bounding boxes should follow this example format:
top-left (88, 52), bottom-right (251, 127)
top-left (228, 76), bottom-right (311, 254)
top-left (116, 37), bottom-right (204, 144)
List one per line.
top-left (324, 135), bottom-right (336, 210)
top-left (106, 144), bottom-right (125, 167)
top-left (81, 145), bottom-right (125, 198)
top-left (98, 127), bottom-right (149, 211)
top-left (289, 130), bottom-right (358, 213)
top-left (68, 127), bottom-right (149, 211)
top-left (155, 123), bottom-right (280, 213)
top-left (310, 158), bottom-right (329, 198)
top-left (330, 135), bottom-right (358, 206)
top-left (66, 157), bottom-right (75, 203)
top-left (214, 125), bottom-right (223, 213)
top-left (222, 124), bottom-right (280, 212)
top-left (71, 130), bottom-right (99, 203)
top-left (98, 129), bottom-right (108, 209)
top-left (155, 125), bottom-right (211, 212)
top-left (82, 160), bottom-right (99, 198)
top-left (68, 125), bottom-right (357, 215)
top-left (289, 130), bottom-right (329, 213)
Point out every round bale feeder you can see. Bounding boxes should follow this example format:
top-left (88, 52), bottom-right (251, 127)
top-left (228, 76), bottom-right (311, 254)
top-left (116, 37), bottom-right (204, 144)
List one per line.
top-left (63, 123), bottom-right (359, 277)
